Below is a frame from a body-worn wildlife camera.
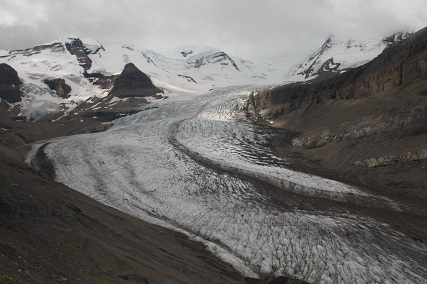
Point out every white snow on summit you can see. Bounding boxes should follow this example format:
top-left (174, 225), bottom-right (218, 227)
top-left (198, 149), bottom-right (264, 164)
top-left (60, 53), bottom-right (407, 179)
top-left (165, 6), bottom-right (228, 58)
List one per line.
top-left (286, 32), bottom-right (410, 81)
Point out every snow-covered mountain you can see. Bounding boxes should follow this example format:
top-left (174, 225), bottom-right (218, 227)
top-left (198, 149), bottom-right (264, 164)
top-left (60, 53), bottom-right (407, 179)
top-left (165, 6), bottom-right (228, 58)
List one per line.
top-left (286, 31), bottom-right (411, 81)
top-left (0, 32), bottom-right (410, 121)
top-left (0, 38), bottom-right (278, 120)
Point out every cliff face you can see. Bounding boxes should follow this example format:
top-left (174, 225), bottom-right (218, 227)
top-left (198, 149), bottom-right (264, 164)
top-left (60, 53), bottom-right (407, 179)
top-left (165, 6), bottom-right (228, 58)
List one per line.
top-left (252, 27), bottom-right (427, 198)
top-left (0, 63), bottom-right (22, 103)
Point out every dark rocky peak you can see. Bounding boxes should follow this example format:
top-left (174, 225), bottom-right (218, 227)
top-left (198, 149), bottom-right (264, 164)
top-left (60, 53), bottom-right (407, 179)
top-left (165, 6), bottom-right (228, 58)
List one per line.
top-left (295, 37), bottom-right (335, 79)
top-left (65, 37), bottom-right (104, 54)
top-left (186, 51), bottom-right (240, 71)
top-left (0, 63), bottom-right (22, 103)
top-left (43, 78), bottom-right (72, 98)
top-left (65, 37), bottom-right (104, 70)
top-left (383, 31), bottom-right (411, 46)
top-left (110, 63), bottom-right (163, 98)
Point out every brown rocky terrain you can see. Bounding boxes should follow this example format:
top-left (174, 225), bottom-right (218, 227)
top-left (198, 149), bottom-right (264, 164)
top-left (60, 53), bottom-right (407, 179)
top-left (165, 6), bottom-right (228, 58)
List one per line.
top-left (251, 27), bottom-right (427, 242)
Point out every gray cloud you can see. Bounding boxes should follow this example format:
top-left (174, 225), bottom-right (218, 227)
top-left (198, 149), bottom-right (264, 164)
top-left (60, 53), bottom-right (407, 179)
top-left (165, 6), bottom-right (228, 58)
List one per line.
top-left (1, 0), bottom-right (426, 59)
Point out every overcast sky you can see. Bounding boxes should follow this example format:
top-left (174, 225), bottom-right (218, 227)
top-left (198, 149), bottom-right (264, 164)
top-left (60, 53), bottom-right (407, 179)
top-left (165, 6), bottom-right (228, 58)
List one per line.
top-left (1, 0), bottom-right (426, 59)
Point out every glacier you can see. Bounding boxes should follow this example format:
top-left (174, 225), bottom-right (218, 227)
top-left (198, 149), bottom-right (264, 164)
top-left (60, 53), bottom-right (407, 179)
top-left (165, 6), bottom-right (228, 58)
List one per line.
top-left (32, 86), bottom-right (427, 283)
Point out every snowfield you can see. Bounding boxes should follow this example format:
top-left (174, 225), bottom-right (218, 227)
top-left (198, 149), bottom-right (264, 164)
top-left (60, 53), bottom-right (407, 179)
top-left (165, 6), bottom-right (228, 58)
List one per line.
top-left (36, 86), bottom-right (427, 283)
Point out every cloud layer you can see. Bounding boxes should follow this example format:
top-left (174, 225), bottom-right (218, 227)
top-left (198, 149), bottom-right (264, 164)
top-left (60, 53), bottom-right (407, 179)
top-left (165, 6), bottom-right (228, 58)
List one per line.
top-left (1, 0), bottom-right (426, 59)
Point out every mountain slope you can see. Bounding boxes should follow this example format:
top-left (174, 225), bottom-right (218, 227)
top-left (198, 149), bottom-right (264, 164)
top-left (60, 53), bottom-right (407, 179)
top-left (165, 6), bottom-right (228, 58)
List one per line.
top-left (253, 26), bottom-right (427, 201)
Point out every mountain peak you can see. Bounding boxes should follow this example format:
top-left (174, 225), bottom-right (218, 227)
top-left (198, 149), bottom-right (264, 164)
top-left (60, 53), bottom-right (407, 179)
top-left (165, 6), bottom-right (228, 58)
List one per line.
top-left (109, 62), bottom-right (162, 98)
top-left (286, 31), bottom-right (411, 81)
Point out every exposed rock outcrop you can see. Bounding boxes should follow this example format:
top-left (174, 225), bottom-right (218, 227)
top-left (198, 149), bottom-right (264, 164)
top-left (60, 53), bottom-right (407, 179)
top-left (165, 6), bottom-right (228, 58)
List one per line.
top-left (43, 78), bottom-right (72, 98)
top-left (355, 149), bottom-right (427, 168)
top-left (0, 63), bottom-right (22, 103)
top-left (65, 38), bottom-right (104, 70)
top-left (109, 63), bottom-right (163, 98)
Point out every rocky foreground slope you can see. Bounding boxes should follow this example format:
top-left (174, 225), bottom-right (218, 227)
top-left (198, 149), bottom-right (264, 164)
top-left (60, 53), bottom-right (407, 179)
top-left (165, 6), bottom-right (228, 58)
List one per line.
top-left (253, 27), bottom-right (427, 213)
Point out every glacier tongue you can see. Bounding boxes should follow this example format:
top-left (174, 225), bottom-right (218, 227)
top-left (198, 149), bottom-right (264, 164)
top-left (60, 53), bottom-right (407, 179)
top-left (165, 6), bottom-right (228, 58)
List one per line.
top-left (40, 86), bottom-right (427, 283)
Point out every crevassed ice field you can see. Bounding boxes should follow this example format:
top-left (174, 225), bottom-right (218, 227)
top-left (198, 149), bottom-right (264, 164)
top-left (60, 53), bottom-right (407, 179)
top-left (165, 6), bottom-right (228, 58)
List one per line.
top-left (32, 86), bottom-right (427, 283)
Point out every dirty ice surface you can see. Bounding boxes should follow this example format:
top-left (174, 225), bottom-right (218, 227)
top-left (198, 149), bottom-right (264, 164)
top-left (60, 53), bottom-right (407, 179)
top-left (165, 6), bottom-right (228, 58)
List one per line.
top-left (42, 86), bottom-right (427, 283)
